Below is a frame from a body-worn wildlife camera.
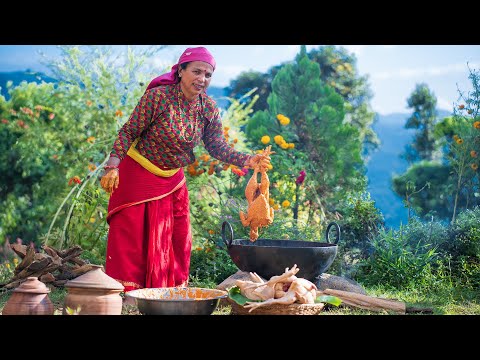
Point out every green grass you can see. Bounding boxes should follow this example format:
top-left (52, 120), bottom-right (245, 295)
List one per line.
top-left (1, 284), bottom-right (479, 315)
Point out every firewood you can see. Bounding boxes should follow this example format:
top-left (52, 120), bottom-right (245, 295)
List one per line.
top-left (27, 257), bottom-right (52, 272)
top-left (320, 288), bottom-right (407, 314)
top-left (42, 245), bottom-right (59, 258)
top-left (14, 244), bottom-right (36, 274)
top-left (40, 273), bottom-right (56, 283)
top-left (10, 243), bottom-right (27, 258)
top-left (71, 264), bottom-right (94, 277)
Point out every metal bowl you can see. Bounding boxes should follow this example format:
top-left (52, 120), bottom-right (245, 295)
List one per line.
top-left (222, 221), bottom-right (341, 282)
top-left (125, 287), bottom-right (227, 315)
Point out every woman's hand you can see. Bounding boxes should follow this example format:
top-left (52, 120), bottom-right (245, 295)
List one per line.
top-left (244, 146), bottom-right (275, 169)
top-left (100, 168), bottom-right (119, 194)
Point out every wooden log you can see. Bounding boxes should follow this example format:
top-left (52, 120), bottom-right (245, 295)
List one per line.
top-left (320, 288), bottom-right (406, 314)
top-left (15, 244), bottom-right (35, 274)
top-left (10, 243), bottom-right (27, 258)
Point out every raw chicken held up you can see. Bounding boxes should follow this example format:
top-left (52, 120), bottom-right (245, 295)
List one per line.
top-left (239, 145), bottom-right (275, 242)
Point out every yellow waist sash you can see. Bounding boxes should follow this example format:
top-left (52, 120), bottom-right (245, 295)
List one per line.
top-left (127, 139), bottom-right (180, 177)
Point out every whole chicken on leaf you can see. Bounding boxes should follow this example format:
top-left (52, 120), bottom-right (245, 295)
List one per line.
top-left (240, 145), bottom-right (275, 242)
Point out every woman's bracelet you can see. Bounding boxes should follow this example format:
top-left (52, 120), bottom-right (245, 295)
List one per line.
top-left (104, 165), bottom-right (119, 170)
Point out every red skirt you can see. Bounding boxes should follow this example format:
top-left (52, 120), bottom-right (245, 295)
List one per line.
top-left (105, 156), bottom-right (191, 292)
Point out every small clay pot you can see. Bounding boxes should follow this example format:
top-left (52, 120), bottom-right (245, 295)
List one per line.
top-left (2, 277), bottom-right (54, 315)
top-left (63, 265), bottom-right (124, 315)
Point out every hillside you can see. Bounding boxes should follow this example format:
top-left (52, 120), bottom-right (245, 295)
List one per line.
top-left (368, 110), bottom-right (451, 228)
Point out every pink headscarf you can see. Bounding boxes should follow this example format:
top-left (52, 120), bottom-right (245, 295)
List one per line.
top-left (146, 47), bottom-right (216, 91)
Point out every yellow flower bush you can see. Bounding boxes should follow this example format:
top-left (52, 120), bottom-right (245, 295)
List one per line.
top-left (276, 114), bottom-right (290, 126)
top-left (282, 200), bottom-right (290, 208)
top-left (261, 135), bottom-right (270, 144)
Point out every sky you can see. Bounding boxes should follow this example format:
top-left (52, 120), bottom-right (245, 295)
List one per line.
top-left (0, 45), bottom-right (479, 115)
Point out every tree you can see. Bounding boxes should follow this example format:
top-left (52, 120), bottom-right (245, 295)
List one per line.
top-left (403, 83), bottom-right (442, 163)
top-left (225, 45), bottom-right (379, 156)
top-left (244, 46), bottom-right (365, 230)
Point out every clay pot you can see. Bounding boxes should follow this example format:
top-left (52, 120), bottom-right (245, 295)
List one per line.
top-left (63, 265), bottom-right (124, 315)
top-left (2, 277), bottom-right (54, 315)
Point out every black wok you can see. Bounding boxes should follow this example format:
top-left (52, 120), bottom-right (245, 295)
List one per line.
top-left (221, 221), bottom-right (340, 282)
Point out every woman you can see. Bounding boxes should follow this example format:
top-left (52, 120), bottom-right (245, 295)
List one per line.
top-left (100, 47), bottom-right (269, 294)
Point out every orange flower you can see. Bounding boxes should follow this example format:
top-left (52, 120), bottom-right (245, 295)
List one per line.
top-left (474, 121), bottom-right (480, 129)
top-left (471, 150), bottom-right (478, 158)
top-left (455, 138), bottom-right (464, 145)
top-left (52, 154), bottom-right (58, 160)
top-left (48, 113), bottom-right (55, 120)
top-left (86, 100), bottom-right (93, 107)
top-left (471, 163), bottom-right (478, 171)
top-left (88, 163), bottom-right (97, 172)
top-left (86, 136), bottom-right (96, 143)
top-left (282, 200), bottom-right (291, 208)
top-left (224, 126), bottom-right (230, 131)
top-left (68, 176), bottom-right (82, 186)
top-left (115, 110), bottom-right (123, 117)
top-left (208, 230), bottom-right (215, 235)
top-left (458, 104), bottom-right (465, 110)
top-left (261, 135), bottom-right (270, 144)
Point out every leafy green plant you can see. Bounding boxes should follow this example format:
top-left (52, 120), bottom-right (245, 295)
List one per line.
top-left (356, 224), bottom-right (438, 290)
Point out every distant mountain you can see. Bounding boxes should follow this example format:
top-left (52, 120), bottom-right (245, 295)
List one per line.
top-left (367, 110), bottom-right (451, 228)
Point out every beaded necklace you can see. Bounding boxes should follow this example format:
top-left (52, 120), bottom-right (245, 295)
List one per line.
top-left (171, 88), bottom-right (200, 143)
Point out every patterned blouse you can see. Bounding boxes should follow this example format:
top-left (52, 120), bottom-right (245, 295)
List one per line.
top-left (110, 83), bottom-right (252, 169)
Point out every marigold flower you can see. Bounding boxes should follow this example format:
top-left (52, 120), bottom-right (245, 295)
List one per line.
top-left (273, 204), bottom-right (280, 210)
top-left (196, 247), bottom-right (202, 251)
top-left (282, 200), bottom-right (290, 208)
top-left (278, 116), bottom-right (290, 126)
top-left (261, 135), bottom-right (270, 144)
top-left (474, 121), bottom-right (480, 129)
top-left (269, 198), bottom-right (275, 206)
top-left (86, 136), bottom-right (96, 143)
top-left (280, 142), bottom-right (289, 149)
top-left (232, 168), bottom-right (247, 176)
top-left (224, 126), bottom-right (230, 131)
top-left (68, 176), bottom-right (82, 186)
top-left (471, 163), bottom-right (478, 171)
top-left (274, 135), bottom-right (285, 145)
top-left (233, 138), bottom-right (238, 144)
top-left (48, 113), bottom-right (55, 120)
top-left (86, 100), bottom-right (93, 107)
top-left (208, 229), bottom-right (215, 235)
top-left (453, 134), bottom-right (459, 140)
top-left (288, 143), bottom-right (295, 149)
top-left (458, 104), bottom-right (465, 110)
top-left (115, 110), bottom-right (123, 117)
top-left (6, 263), bottom-right (10, 269)
top-left (88, 163), bottom-right (97, 172)
top-left (456, 138), bottom-right (464, 144)
top-left (89, 217), bottom-right (96, 223)
top-left (471, 150), bottom-right (478, 158)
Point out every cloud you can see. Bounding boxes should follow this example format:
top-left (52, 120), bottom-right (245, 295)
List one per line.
top-left (437, 96), bottom-right (455, 112)
top-left (372, 61), bottom-right (480, 80)
top-left (343, 45), bottom-right (368, 55)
